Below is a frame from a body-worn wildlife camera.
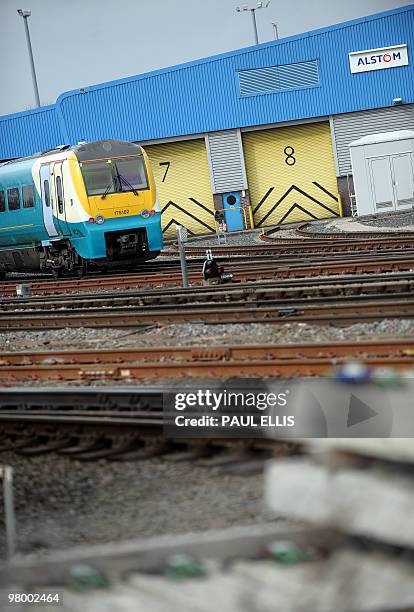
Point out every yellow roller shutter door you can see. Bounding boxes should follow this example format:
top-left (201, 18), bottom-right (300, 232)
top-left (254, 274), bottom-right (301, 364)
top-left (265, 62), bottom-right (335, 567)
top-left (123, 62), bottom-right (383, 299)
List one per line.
top-left (242, 122), bottom-right (340, 227)
top-left (145, 139), bottom-right (215, 237)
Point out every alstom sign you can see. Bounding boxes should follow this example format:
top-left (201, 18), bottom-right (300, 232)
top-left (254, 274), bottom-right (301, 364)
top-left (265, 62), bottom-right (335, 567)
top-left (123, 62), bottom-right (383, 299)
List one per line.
top-left (349, 45), bottom-right (408, 73)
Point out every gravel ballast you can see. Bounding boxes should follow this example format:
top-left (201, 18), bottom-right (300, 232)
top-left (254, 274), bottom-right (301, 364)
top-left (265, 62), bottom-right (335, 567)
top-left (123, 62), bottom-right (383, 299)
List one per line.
top-left (1, 319), bottom-right (413, 352)
top-left (0, 453), bottom-right (277, 558)
top-left (170, 212), bottom-right (414, 247)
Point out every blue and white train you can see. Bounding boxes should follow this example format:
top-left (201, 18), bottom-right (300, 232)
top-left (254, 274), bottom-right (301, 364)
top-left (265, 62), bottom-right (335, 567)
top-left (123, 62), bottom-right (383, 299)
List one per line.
top-left (0, 139), bottom-right (163, 277)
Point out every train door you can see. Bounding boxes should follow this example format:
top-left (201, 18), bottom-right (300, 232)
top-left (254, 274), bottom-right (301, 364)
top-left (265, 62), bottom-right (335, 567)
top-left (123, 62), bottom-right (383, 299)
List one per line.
top-left (39, 164), bottom-right (59, 237)
top-left (51, 161), bottom-right (71, 236)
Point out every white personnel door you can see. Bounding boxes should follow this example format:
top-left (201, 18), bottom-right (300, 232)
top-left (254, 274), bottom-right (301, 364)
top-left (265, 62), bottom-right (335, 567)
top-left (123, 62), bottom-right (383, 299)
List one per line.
top-left (369, 156), bottom-right (395, 212)
top-left (391, 153), bottom-right (414, 210)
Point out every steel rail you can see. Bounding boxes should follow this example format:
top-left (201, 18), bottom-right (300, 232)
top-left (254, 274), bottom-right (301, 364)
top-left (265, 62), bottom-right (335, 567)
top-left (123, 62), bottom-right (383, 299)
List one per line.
top-left (0, 288), bottom-right (413, 315)
top-left (2, 254), bottom-right (414, 296)
top-left (0, 412), bottom-right (164, 426)
top-left (2, 270), bottom-right (413, 306)
top-left (5, 246), bottom-right (414, 291)
top-left (1, 281), bottom-right (413, 312)
top-left (1, 338), bottom-right (412, 365)
top-left (0, 297), bottom-right (413, 329)
top-left (0, 339), bottom-right (413, 381)
top-left (8, 248), bottom-right (407, 286)
top-left (183, 239), bottom-right (414, 255)
top-left (0, 355), bottom-right (413, 380)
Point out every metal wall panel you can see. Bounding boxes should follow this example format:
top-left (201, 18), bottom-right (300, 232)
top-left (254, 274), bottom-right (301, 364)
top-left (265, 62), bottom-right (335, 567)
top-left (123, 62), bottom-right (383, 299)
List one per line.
top-left (145, 139), bottom-right (215, 237)
top-left (0, 106), bottom-right (64, 161)
top-left (242, 122), bottom-right (340, 227)
top-left (333, 104), bottom-right (414, 175)
top-left (1, 5), bottom-right (414, 161)
top-left (54, 5), bottom-right (414, 147)
top-left (206, 130), bottom-right (247, 193)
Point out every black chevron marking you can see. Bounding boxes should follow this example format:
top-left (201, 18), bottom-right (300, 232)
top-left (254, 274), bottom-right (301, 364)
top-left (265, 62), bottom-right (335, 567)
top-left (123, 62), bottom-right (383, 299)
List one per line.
top-left (161, 200), bottom-right (215, 233)
top-left (161, 200), bottom-right (174, 214)
top-left (188, 197), bottom-right (215, 216)
top-left (256, 185), bottom-right (296, 226)
top-left (163, 217), bottom-right (195, 235)
top-left (253, 187), bottom-right (274, 215)
top-left (278, 203), bottom-right (318, 225)
top-left (312, 182), bottom-right (339, 202)
top-left (290, 185), bottom-right (339, 216)
top-left (256, 184), bottom-right (339, 227)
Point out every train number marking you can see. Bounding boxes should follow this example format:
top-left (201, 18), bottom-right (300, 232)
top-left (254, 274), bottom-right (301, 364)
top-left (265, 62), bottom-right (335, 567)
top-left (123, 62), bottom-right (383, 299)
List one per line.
top-left (284, 146), bottom-right (296, 166)
top-left (159, 161), bottom-right (171, 182)
top-left (114, 210), bottom-right (129, 215)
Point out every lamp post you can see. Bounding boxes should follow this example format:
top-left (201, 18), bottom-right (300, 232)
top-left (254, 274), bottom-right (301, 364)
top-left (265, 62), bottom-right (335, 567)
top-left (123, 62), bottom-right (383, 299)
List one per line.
top-left (236, 1), bottom-right (271, 45)
top-left (17, 9), bottom-right (40, 107)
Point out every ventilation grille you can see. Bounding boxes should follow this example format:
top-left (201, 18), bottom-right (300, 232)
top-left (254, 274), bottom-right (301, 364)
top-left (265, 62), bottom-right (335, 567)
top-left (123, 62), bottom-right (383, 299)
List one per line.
top-left (376, 201), bottom-right (393, 209)
top-left (238, 60), bottom-right (319, 97)
top-left (206, 130), bottom-right (246, 192)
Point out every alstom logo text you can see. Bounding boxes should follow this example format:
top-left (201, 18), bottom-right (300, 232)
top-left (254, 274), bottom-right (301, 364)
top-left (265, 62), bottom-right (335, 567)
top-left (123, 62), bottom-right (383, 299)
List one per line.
top-left (358, 51), bottom-right (401, 66)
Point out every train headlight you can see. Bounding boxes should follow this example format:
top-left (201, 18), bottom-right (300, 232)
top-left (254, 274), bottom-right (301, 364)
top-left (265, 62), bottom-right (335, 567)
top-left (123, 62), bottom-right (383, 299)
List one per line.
top-left (95, 215), bottom-right (105, 224)
top-left (150, 210), bottom-right (156, 216)
top-left (140, 209), bottom-right (150, 218)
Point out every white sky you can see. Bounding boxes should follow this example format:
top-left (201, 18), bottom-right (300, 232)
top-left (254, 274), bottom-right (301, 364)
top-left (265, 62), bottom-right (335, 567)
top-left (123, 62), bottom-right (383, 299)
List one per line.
top-left (0, 0), bottom-right (412, 116)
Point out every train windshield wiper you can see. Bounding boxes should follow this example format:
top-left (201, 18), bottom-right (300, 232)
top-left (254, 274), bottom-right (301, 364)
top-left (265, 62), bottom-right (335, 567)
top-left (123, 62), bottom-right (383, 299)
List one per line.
top-left (116, 172), bottom-right (139, 196)
top-left (100, 183), bottom-right (113, 199)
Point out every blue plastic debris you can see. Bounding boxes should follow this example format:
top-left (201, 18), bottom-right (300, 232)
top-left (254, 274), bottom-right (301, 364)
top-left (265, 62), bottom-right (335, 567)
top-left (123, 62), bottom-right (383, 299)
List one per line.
top-left (335, 362), bottom-right (371, 384)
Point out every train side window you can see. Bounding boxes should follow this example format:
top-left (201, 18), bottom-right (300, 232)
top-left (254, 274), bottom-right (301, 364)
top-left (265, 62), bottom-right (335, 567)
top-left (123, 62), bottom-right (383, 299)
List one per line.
top-left (56, 176), bottom-right (64, 214)
top-left (7, 188), bottom-right (20, 211)
top-left (44, 180), bottom-right (50, 206)
top-left (0, 191), bottom-right (5, 212)
top-left (23, 185), bottom-right (35, 208)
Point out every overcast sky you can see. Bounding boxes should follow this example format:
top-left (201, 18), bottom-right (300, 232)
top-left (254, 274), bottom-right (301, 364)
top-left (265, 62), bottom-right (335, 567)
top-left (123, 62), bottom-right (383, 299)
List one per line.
top-left (0, 0), bottom-right (412, 116)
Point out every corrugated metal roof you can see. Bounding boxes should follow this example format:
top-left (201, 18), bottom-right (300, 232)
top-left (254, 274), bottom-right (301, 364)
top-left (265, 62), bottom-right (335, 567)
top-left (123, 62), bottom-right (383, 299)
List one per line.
top-left (1, 4), bottom-right (414, 159)
top-left (0, 106), bottom-right (65, 160)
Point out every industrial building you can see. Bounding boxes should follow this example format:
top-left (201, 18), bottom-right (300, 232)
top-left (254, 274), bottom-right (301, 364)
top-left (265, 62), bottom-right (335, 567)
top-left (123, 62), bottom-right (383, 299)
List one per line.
top-left (1, 4), bottom-right (413, 236)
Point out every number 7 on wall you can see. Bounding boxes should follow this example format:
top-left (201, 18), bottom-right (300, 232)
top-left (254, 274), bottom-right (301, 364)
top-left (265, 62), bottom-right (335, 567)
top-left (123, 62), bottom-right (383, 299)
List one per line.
top-left (159, 161), bottom-right (171, 182)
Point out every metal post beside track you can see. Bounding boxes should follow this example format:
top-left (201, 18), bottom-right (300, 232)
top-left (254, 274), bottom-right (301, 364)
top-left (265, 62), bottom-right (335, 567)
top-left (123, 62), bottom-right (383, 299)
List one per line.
top-left (2, 465), bottom-right (17, 559)
top-left (176, 226), bottom-right (189, 289)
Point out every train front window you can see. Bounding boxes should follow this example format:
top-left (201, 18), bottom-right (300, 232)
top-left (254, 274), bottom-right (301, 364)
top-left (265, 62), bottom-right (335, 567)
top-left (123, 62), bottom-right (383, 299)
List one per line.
top-left (81, 160), bottom-right (117, 196)
top-left (80, 157), bottom-right (148, 196)
top-left (114, 157), bottom-right (148, 191)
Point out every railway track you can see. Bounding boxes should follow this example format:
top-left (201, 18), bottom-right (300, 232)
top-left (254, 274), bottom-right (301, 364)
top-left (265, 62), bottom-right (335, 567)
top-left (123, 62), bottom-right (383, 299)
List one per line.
top-left (0, 339), bottom-right (413, 381)
top-left (183, 235), bottom-right (414, 256)
top-left (294, 221), bottom-right (414, 239)
top-left (2, 253), bottom-right (414, 296)
top-left (0, 387), bottom-right (280, 460)
top-left (0, 295), bottom-right (413, 329)
top-left (1, 273), bottom-right (414, 313)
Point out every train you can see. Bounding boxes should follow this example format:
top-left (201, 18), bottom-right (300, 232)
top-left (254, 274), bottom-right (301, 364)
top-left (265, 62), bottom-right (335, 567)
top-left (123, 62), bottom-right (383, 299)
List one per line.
top-left (0, 139), bottom-right (163, 277)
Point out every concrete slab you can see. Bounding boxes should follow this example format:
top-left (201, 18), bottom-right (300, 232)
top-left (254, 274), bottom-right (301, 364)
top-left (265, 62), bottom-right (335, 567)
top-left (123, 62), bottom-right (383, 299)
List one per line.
top-left (265, 458), bottom-right (414, 548)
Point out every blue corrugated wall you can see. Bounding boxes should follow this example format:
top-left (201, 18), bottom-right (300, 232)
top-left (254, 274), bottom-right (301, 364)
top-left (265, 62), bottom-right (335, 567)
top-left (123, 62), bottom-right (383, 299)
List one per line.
top-left (0, 105), bottom-right (64, 160)
top-left (1, 4), bottom-right (413, 159)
